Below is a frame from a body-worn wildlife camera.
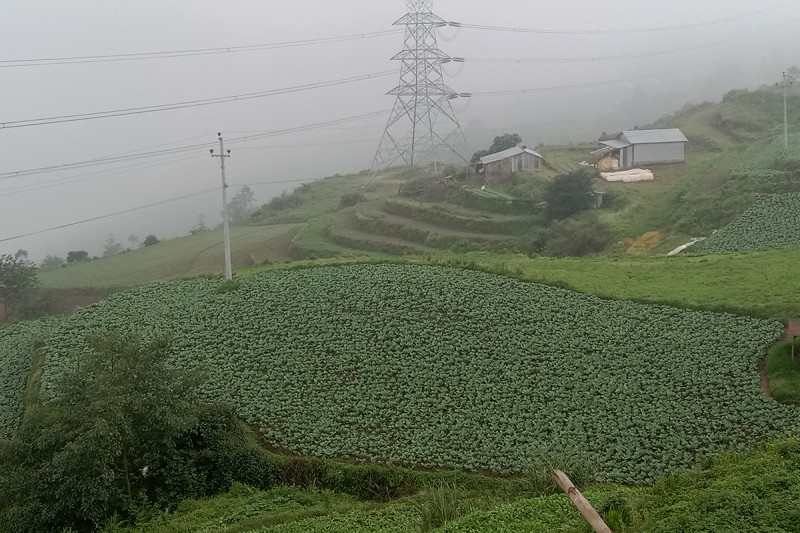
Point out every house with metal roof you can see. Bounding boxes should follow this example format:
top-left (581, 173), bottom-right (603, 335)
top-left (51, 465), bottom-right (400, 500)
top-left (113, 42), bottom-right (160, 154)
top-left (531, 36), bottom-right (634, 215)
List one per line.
top-left (480, 146), bottom-right (544, 179)
top-left (592, 129), bottom-right (688, 169)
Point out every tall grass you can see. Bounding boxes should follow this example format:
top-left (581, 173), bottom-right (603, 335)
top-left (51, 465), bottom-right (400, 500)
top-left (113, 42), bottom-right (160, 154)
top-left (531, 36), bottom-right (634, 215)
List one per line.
top-left (412, 482), bottom-right (464, 532)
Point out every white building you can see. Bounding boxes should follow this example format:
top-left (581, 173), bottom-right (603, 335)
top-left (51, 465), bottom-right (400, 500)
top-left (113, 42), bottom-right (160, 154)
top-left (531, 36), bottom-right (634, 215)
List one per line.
top-left (593, 129), bottom-right (688, 169)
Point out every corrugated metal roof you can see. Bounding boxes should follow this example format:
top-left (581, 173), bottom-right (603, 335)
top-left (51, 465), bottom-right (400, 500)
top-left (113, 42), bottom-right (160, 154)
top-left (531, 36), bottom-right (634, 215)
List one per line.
top-left (621, 129), bottom-right (688, 144)
top-left (598, 139), bottom-right (631, 150)
top-left (480, 146), bottom-right (543, 165)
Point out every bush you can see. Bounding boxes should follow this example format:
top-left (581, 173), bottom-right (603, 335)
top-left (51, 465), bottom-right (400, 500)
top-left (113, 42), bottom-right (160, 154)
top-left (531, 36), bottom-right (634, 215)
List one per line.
top-left (339, 192), bottom-right (365, 209)
top-left (544, 217), bottom-right (611, 258)
top-left (544, 170), bottom-right (596, 221)
top-left (143, 235), bottom-right (160, 247)
top-left (215, 280), bottom-right (241, 294)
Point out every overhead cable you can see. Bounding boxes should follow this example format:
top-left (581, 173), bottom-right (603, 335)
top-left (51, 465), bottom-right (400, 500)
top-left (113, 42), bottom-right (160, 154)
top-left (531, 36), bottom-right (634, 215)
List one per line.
top-left (460, 60), bottom-right (727, 98)
top-left (0, 189), bottom-right (218, 243)
top-left (0, 30), bottom-right (403, 68)
top-left (0, 71), bottom-right (394, 130)
top-left (0, 177), bottom-right (332, 243)
top-left (0, 110), bottom-right (391, 180)
top-left (445, 0), bottom-right (792, 35)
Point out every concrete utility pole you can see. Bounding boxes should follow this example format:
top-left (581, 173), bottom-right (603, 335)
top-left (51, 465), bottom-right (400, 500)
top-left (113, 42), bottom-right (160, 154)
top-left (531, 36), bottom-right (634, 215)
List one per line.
top-left (780, 72), bottom-right (792, 152)
top-left (210, 133), bottom-right (232, 280)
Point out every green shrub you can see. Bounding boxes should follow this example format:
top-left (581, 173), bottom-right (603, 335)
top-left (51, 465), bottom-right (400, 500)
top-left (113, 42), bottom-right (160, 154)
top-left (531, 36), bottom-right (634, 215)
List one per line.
top-left (412, 482), bottom-right (464, 531)
top-left (544, 216), bottom-right (611, 258)
top-left (339, 192), bottom-right (365, 209)
top-left (215, 280), bottom-right (241, 294)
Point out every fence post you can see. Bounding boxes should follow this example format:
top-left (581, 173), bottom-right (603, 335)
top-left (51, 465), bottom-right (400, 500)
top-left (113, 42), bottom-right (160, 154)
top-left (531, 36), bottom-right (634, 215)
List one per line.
top-left (553, 470), bottom-right (614, 533)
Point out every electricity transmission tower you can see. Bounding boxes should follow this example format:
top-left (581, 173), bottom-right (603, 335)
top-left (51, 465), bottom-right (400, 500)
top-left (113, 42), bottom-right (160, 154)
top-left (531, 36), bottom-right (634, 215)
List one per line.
top-left (370, 0), bottom-right (470, 177)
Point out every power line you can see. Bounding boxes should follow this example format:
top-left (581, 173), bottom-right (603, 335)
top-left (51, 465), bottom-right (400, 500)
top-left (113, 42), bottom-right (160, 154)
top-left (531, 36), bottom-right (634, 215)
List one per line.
top-left (445, 1), bottom-right (793, 35)
top-left (0, 154), bottom-right (202, 198)
top-left (0, 30), bottom-right (403, 68)
top-left (449, 14), bottom-right (798, 66)
top-left (0, 176), bottom-right (334, 243)
top-left (0, 109), bottom-right (391, 180)
top-left (0, 71), bottom-right (394, 130)
top-left (461, 60), bottom-right (727, 98)
top-left (0, 189), bottom-right (218, 244)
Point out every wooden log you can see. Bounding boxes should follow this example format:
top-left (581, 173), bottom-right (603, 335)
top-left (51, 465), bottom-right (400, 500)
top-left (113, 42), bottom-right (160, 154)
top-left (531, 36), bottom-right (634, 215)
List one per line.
top-left (553, 469), bottom-right (614, 533)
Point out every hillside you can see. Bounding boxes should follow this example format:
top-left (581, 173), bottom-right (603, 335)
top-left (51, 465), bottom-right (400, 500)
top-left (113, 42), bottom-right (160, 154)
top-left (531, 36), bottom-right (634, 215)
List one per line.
top-left (5, 87), bottom-right (800, 532)
top-left (27, 86), bottom-right (800, 297)
top-left (3, 264), bottom-right (800, 532)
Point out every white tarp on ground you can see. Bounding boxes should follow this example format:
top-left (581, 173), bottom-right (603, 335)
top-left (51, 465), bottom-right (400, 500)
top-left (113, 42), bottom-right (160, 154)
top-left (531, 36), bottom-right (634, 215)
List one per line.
top-left (668, 238), bottom-right (706, 256)
top-left (601, 169), bottom-right (654, 183)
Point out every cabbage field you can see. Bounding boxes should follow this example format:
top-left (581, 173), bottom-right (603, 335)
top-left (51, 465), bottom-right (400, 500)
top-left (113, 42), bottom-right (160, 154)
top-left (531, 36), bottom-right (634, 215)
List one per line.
top-left (4, 264), bottom-right (797, 483)
top-left (0, 318), bottom-right (60, 438)
top-left (700, 194), bottom-right (800, 254)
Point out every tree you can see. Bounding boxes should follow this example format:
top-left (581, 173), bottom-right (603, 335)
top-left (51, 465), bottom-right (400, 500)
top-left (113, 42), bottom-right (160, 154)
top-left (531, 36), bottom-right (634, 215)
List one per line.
top-left (66, 250), bottom-right (89, 263)
top-left (103, 234), bottom-right (124, 258)
top-left (190, 215), bottom-right (208, 235)
top-left (544, 170), bottom-right (595, 221)
top-left (143, 234), bottom-right (160, 247)
top-left (470, 133), bottom-right (522, 164)
top-left (127, 234), bottom-right (140, 249)
top-left (787, 65), bottom-right (800, 84)
top-left (0, 333), bottom-right (278, 532)
top-left (489, 133), bottom-right (522, 154)
top-left (0, 254), bottom-right (38, 318)
top-left (0, 334), bottom-right (199, 532)
top-left (14, 249), bottom-right (28, 260)
top-left (228, 185), bottom-right (257, 226)
top-left (40, 255), bottom-right (65, 268)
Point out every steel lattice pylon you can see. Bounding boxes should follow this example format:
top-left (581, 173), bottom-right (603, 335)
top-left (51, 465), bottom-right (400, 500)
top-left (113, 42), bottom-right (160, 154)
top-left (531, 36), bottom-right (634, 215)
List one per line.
top-left (370, 0), bottom-right (470, 176)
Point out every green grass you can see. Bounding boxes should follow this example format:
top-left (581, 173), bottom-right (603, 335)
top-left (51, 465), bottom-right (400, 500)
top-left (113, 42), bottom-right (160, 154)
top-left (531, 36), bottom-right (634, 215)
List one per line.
top-left (111, 439), bottom-right (800, 533)
top-left (768, 340), bottom-right (800, 405)
top-left (38, 224), bottom-right (300, 289)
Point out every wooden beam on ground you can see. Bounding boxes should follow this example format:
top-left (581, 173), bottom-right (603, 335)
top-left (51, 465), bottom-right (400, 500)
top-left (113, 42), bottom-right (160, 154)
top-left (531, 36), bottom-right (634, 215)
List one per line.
top-left (553, 469), bottom-right (613, 533)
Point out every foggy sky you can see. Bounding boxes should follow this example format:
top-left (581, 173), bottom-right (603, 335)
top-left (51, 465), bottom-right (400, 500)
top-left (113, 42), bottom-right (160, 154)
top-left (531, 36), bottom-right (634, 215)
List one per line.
top-left (1, 0), bottom-right (798, 261)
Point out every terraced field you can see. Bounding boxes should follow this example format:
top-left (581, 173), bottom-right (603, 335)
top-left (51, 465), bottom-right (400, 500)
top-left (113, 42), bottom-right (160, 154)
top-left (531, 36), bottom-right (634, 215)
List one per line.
top-left (11, 264), bottom-right (794, 484)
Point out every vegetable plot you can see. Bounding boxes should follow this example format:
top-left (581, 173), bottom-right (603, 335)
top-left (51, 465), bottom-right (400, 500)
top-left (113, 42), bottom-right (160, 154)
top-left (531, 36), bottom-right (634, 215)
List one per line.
top-left (0, 318), bottom-right (61, 438)
top-left (33, 265), bottom-right (797, 483)
top-left (700, 194), bottom-right (800, 254)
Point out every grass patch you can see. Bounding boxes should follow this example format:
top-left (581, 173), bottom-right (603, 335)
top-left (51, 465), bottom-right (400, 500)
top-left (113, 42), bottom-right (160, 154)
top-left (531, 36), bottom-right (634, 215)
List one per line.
top-left (767, 340), bottom-right (800, 405)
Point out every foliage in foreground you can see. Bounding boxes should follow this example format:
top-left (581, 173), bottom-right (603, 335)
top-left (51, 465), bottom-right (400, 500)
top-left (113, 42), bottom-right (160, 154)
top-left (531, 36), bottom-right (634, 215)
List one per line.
top-left (699, 193), bottom-right (800, 254)
top-left (0, 318), bottom-right (61, 438)
top-left (767, 340), bottom-right (800, 406)
top-left (104, 438), bottom-right (800, 533)
top-left (0, 334), bottom-right (277, 533)
top-left (644, 438), bottom-right (800, 532)
top-left (26, 264), bottom-right (797, 484)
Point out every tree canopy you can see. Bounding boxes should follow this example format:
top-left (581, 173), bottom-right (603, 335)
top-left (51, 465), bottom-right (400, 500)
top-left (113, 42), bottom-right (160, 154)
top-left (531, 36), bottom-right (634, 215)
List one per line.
top-left (0, 333), bottom-right (277, 533)
top-left (67, 250), bottom-right (89, 263)
top-left (0, 254), bottom-right (38, 317)
top-left (471, 133), bottom-right (522, 164)
top-left (228, 185), bottom-right (257, 226)
top-left (543, 170), bottom-right (595, 221)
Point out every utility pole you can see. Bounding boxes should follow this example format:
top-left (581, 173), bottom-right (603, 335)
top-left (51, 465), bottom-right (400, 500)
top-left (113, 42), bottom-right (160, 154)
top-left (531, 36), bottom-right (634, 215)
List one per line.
top-left (210, 133), bottom-right (232, 281)
top-left (780, 72), bottom-right (792, 152)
